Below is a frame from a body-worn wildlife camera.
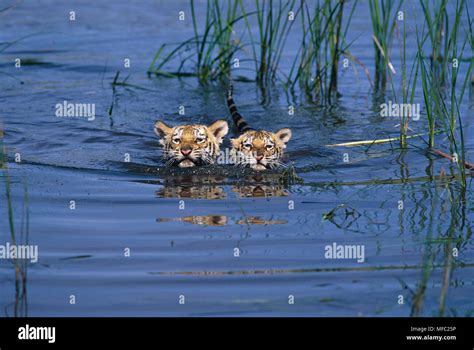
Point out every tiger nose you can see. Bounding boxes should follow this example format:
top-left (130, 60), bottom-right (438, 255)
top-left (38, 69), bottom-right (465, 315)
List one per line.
top-left (181, 148), bottom-right (192, 156)
top-left (256, 155), bottom-right (264, 162)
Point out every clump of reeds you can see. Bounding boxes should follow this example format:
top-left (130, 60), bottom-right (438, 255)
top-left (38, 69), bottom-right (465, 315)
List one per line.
top-left (416, 0), bottom-right (472, 189)
top-left (148, 0), bottom-right (358, 103)
top-left (420, 0), bottom-right (449, 86)
top-left (286, 0), bottom-right (356, 104)
top-left (147, 0), bottom-right (473, 136)
top-left (368, 0), bottom-right (403, 89)
top-left (239, 0), bottom-right (299, 84)
top-left (148, 0), bottom-right (243, 81)
top-left (391, 1), bottom-right (419, 148)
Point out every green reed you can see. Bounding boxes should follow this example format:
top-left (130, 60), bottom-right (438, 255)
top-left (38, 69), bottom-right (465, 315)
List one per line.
top-left (146, 0), bottom-right (473, 134)
top-left (369, 0), bottom-right (403, 89)
top-left (394, 3), bottom-right (419, 148)
top-left (191, 0), bottom-right (240, 79)
top-left (416, 0), bottom-right (471, 189)
top-left (0, 135), bottom-right (16, 245)
top-left (148, 0), bottom-right (244, 81)
top-left (410, 179), bottom-right (471, 316)
top-left (416, 0), bottom-right (448, 149)
top-left (420, 0), bottom-right (449, 86)
top-left (286, 0), bottom-right (355, 104)
top-left (239, 0), bottom-right (299, 84)
top-left (1, 131), bottom-right (29, 316)
top-left (148, 0), bottom-right (357, 99)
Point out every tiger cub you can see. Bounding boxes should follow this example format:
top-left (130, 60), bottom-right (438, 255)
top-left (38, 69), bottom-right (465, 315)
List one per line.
top-left (154, 120), bottom-right (228, 168)
top-left (227, 86), bottom-right (292, 171)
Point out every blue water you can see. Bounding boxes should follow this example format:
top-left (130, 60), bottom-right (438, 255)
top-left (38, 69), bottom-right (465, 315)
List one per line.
top-left (0, 0), bottom-right (473, 316)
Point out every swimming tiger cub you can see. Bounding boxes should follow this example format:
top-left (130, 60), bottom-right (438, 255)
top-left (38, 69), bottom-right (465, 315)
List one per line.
top-left (226, 86), bottom-right (292, 171)
top-left (154, 120), bottom-right (229, 168)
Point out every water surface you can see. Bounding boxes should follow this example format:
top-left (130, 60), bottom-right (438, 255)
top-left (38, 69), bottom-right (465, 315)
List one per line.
top-left (1, 0), bottom-right (473, 316)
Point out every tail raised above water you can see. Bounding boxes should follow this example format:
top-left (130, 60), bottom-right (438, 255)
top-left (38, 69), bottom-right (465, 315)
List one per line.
top-left (227, 86), bottom-right (251, 133)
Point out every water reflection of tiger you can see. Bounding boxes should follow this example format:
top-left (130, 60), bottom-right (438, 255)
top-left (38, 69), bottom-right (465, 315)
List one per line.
top-left (157, 215), bottom-right (227, 226)
top-left (156, 175), bottom-right (226, 200)
top-left (156, 215), bottom-right (287, 226)
top-left (231, 184), bottom-right (288, 198)
top-left (155, 174), bottom-right (289, 199)
top-left (232, 174), bottom-right (289, 198)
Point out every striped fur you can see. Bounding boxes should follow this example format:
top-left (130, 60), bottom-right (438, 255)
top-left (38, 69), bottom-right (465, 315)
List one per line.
top-left (227, 86), bottom-right (292, 171)
top-left (154, 120), bottom-right (228, 168)
top-left (227, 85), bottom-right (251, 133)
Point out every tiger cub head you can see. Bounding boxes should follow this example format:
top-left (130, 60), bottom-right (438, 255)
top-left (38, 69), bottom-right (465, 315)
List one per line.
top-left (230, 129), bottom-right (292, 171)
top-left (154, 120), bottom-right (229, 168)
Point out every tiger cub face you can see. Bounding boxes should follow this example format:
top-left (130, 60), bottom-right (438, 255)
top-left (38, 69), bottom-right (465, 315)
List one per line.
top-left (230, 129), bottom-right (292, 171)
top-left (154, 120), bottom-right (229, 168)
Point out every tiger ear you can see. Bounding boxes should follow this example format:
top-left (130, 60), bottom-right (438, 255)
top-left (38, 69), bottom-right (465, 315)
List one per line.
top-left (275, 128), bottom-right (292, 145)
top-left (208, 120), bottom-right (229, 143)
top-left (154, 120), bottom-right (172, 139)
